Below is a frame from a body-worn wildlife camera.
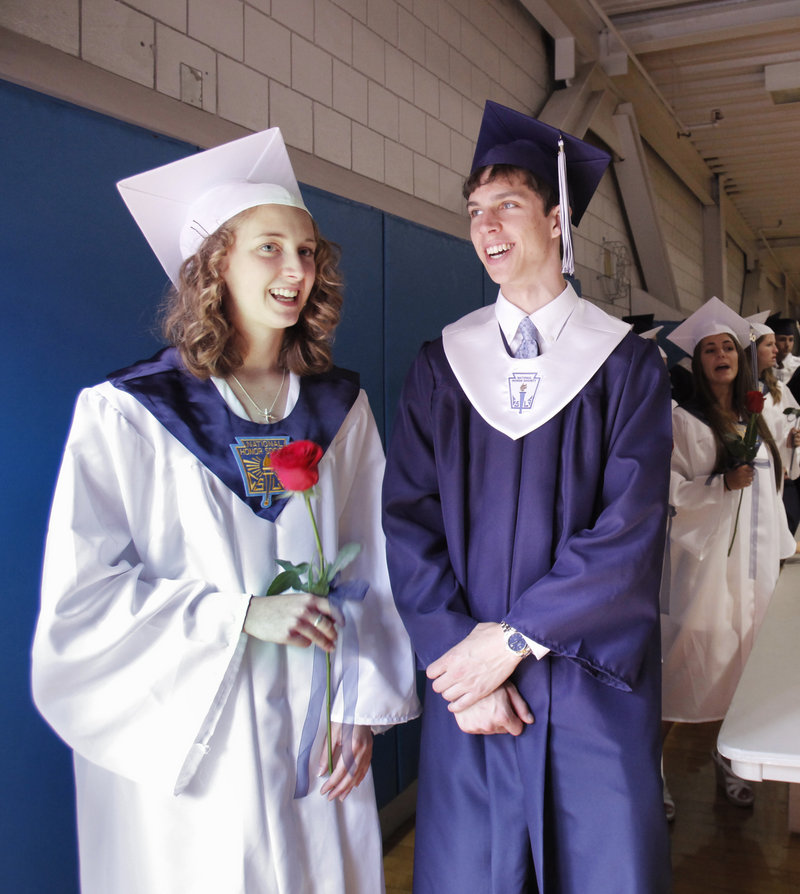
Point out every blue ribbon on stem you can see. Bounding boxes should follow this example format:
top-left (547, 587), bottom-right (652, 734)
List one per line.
top-left (293, 578), bottom-right (368, 798)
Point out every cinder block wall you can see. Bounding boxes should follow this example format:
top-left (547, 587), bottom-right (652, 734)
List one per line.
top-left (0, 0), bottom-right (549, 216)
top-left (0, 0), bottom-right (709, 314)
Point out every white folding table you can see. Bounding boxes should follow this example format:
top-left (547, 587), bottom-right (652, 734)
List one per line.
top-left (718, 560), bottom-right (800, 831)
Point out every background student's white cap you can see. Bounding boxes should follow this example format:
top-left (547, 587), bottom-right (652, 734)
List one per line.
top-left (667, 296), bottom-right (751, 355)
top-left (117, 127), bottom-right (309, 285)
top-left (746, 310), bottom-right (773, 340)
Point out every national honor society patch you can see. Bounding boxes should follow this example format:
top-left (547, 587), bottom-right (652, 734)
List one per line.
top-left (508, 371), bottom-right (541, 413)
top-left (231, 435), bottom-right (290, 507)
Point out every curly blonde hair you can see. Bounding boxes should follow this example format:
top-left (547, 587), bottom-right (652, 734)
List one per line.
top-left (160, 208), bottom-right (343, 378)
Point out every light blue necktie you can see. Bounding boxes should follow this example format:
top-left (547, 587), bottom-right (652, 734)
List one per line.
top-left (515, 317), bottom-right (540, 358)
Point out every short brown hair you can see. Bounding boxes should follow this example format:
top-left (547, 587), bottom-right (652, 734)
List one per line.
top-left (160, 211), bottom-right (343, 379)
top-left (462, 163), bottom-right (557, 213)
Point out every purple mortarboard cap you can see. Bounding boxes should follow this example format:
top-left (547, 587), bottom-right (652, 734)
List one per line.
top-left (623, 313), bottom-right (655, 334)
top-left (470, 100), bottom-right (611, 226)
top-left (766, 313), bottom-right (798, 337)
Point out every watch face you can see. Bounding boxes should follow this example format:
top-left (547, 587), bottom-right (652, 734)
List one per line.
top-left (507, 632), bottom-right (528, 653)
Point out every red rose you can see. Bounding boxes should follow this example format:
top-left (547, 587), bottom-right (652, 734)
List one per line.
top-left (745, 390), bottom-right (765, 414)
top-left (269, 440), bottom-right (323, 492)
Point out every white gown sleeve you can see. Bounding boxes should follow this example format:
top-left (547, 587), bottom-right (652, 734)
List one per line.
top-left (316, 390), bottom-right (421, 729)
top-left (32, 386), bottom-right (252, 792)
top-left (669, 407), bottom-right (734, 560)
top-left (773, 384), bottom-right (800, 480)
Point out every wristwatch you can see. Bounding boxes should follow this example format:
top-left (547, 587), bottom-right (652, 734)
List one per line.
top-left (500, 622), bottom-right (532, 659)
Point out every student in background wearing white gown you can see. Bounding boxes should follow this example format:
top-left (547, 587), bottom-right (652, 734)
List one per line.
top-left (660, 297), bottom-right (795, 820)
top-left (31, 128), bottom-right (420, 894)
top-left (752, 320), bottom-right (800, 508)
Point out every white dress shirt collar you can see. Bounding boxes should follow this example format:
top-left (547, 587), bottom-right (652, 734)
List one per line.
top-left (495, 284), bottom-right (578, 355)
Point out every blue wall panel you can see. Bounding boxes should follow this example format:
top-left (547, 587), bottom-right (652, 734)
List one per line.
top-left (1, 81), bottom-right (196, 894)
top-left (303, 185), bottom-right (386, 437)
top-left (382, 215), bottom-right (485, 442)
top-left (2, 78), bottom-right (481, 891)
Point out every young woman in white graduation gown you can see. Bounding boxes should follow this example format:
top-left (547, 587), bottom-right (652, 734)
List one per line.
top-left (753, 323), bottom-right (800, 500)
top-left (31, 130), bottom-right (419, 894)
top-left (661, 299), bottom-right (795, 812)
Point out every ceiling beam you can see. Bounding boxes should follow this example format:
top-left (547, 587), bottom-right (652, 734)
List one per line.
top-left (609, 0), bottom-right (800, 54)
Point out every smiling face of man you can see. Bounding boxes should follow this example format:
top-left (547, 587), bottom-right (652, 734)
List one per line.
top-left (467, 169), bottom-right (563, 306)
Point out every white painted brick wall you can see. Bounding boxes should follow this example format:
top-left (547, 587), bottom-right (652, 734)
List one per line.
top-left (269, 81), bottom-right (314, 151)
top-left (385, 45), bottom-right (414, 100)
top-left (0, 0), bottom-right (695, 313)
top-left (413, 0), bottom-right (437, 32)
top-left (292, 35), bottom-right (333, 104)
top-left (352, 19), bottom-right (386, 82)
top-left (440, 166), bottom-right (464, 214)
top-left (314, 102), bottom-right (352, 167)
top-left (650, 149), bottom-right (704, 308)
top-left (218, 55), bottom-right (270, 131)
top-left (129, 0), bottom-right (186, 31)
top-left (156, 24), bottom-right (217, 113)
top-left (367, 81), bottom-right (397, 141)
top-left (0, 0), bottom-right (79, 55)
top-left (413, 151), bottom-right (439, 203)
top-left (83, 0), bottom-right (154, 88)
top-left (315, 0), bottom-right (353, 63)
top-left (398, 99), bottom-right (426, 154)
top-left (335, 0), bottom-right (368, 23)
top-left (439, 82), bottom-right (462, 132)
top-left (333, 60), bottom-right (368, 124)
top-left (385, 139), bottom-right (413, 193)
top-left (188, 0), bottom-right (243, 60)
top-left (367, 0), bottom-right (399, 45)
top-left (352, 122), bottom-right (385, 181)
top-left (397, 9), bottom-right (425, 66)
top-left (0, 0), bottom-right (557, 219)
top-left (272, 0), bottom-right (314, 41)
top-left (244, 9), bottom-right (292, 83)
top-left (426, 114), bottom-right (450, 167)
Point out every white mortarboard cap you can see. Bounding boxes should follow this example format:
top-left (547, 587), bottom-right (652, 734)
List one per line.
top-left (746, 310), bottom-right (773, 339)
top-left (117, 128), bottom-right (309, 285)
top-left (638, 325), bottom-right (663, 341)
top-left (666, 296), bottom-right (751, 355)
top-left (637, 325), bottom-right (666, 360)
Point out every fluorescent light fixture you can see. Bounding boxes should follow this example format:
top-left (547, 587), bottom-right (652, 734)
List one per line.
top-left (765, 61), bottom-right (800, 105)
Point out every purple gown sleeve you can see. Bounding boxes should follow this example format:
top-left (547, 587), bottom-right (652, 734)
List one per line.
top-left (384, 336), bottom-right (672, 690)
top-left (503, 342), bottom-right (672, 690)
top-left (382, 346), bottom-right (477, 666)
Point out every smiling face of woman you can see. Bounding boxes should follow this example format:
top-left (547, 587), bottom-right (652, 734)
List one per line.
top-left (221, 204), bottom-right (317, 342)
top-left (698, 332), bottom-right (739, 389)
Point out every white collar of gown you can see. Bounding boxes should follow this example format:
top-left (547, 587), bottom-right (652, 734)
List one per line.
top-left (442, 283), bottom-right (630, 440)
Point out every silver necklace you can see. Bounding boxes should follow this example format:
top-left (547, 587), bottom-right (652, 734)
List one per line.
top-left (230, 368), bottom-right (287, 422)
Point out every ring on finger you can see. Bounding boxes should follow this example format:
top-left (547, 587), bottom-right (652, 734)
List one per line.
top-left (313, 613), bottom-right (325, 628)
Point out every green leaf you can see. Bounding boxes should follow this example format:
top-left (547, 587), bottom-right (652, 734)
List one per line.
top-left (275, 559), bottom-right (311, 576)
top-left (307, 578), bottom-right (330, 596)
top-left (266, 569), bottom-right (305, 595)
top-left (325, 542), bottom-right (362, 583)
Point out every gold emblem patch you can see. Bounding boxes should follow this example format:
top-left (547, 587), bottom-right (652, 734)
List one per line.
top-left (230, 436), bottom-right (289, 507)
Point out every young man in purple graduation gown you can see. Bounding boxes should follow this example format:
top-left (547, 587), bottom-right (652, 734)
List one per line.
top-left (382, 101), bottom-right (673, 893)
